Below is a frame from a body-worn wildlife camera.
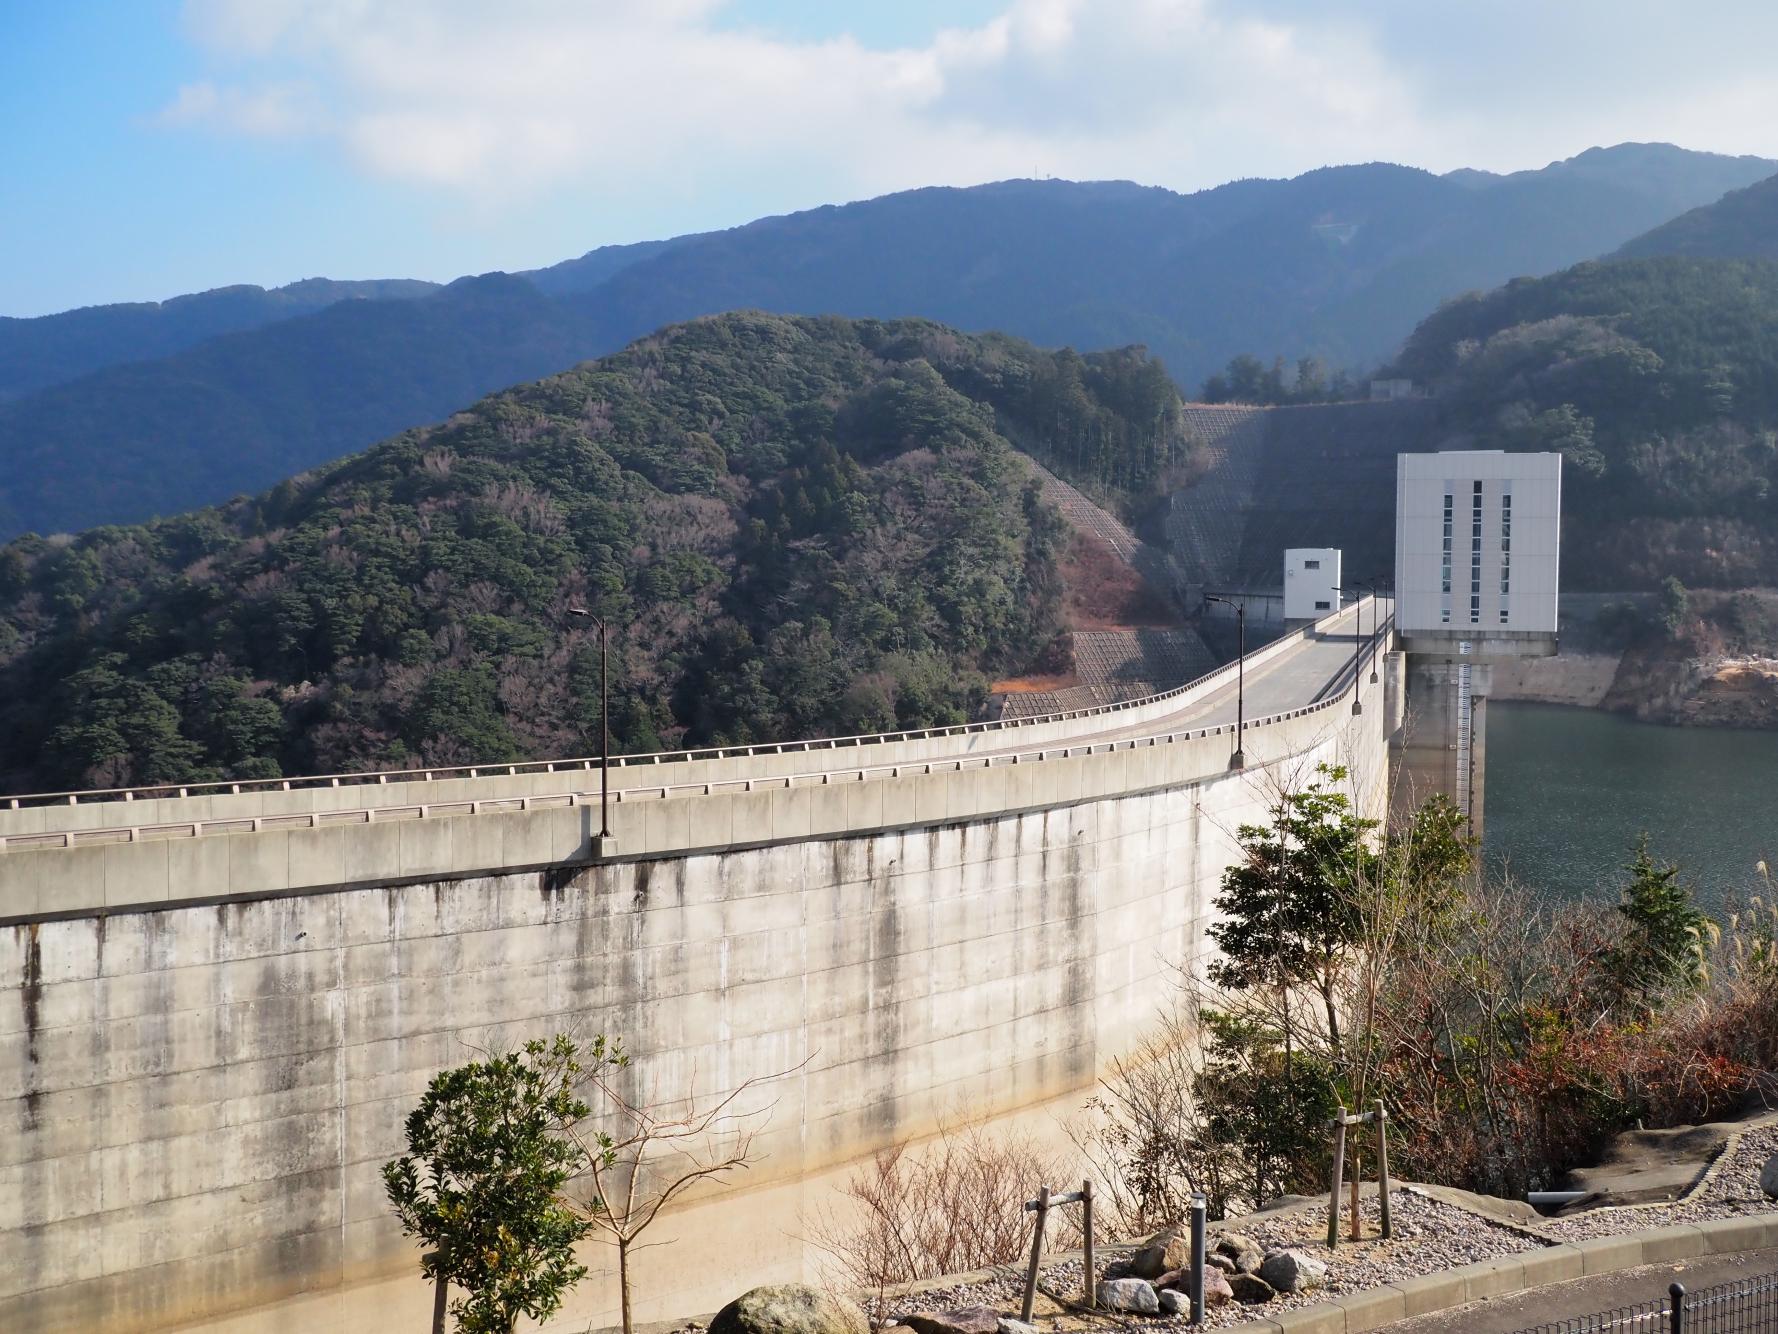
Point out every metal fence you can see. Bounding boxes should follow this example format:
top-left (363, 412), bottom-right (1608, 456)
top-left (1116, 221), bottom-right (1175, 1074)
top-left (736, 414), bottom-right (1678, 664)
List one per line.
top-left (1511, 1271), bottom-right (1778, 1334)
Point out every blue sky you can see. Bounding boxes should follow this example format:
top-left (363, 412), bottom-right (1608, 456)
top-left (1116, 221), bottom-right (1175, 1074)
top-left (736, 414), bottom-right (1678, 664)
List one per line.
top-left (6, 1), bottom-right (1778, 317)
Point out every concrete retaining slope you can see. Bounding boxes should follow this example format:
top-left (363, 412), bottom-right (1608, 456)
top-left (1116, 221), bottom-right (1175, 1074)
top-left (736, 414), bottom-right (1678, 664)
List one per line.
top-left (1, 679), bottom-right (1387, 1332)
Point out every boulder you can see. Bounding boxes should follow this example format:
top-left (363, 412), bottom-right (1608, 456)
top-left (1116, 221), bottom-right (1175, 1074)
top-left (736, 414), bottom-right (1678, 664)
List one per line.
top-left (711, 1286), bottom-right (871, 1334)
top-left (1151, 1269), bottom-right (1187, 1291)
top-left (1227, 1273), bottom-right (1276, 1305)
top-left (1205, 1253), bottom-right (1238, 1275)
top-left (1151, 1271), bottom-right (1234, 1314)
top-left (1214, 1232), bottom-right (1264, 1274)
top-left (1203, 1270), bottom-right (1235, 1307)
top-left (1096, 1278), bottom-right (1161, 1315)
top-left (1762, 1152), bottom-right (1778, 1200)
top-left (996, 1321), bottom-right (1037, 1334)
top-left (1131, 1228), bottom-right (1193, 1279)
top-left (898, 1310), bottom-right (1000, 1334)
top-left (1257, 1249), bottom-right (1327, 1294)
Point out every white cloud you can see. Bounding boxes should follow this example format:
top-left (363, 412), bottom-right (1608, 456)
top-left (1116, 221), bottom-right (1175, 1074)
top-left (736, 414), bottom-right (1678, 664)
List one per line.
top-left (156, 79), bottom-right (318, 137)
top-left (163, 0), bottom-right (1776, 211)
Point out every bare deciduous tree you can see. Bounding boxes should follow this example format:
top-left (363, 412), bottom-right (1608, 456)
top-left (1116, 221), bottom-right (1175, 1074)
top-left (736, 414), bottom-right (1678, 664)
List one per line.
top-left (570, 1063), bottom-right (796, 1334)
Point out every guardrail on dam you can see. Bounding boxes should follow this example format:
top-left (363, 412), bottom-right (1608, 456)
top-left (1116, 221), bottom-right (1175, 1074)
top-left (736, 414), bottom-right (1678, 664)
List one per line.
top-left (1, 602), bottom-right (1396, 1333)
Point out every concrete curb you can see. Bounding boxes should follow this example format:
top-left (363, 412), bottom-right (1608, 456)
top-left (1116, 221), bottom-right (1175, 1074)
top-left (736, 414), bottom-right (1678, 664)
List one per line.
top-left (1222, 1214), bottom-right (1778, 1333)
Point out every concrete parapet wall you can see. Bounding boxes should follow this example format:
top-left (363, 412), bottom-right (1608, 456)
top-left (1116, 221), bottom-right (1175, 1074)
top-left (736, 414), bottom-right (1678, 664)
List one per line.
top-left (0, 601), bottom-right (1375, 842)
top-left (2, 681), bottom-right (1386, 1333)
top-left (0, 671), bottom-right (1380, 923)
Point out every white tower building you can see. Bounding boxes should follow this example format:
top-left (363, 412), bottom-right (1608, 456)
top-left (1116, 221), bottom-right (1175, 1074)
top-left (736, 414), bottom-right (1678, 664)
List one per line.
top-left (1393, 450), bottom-right (1561, 836)
top-left (1283, 548), bottom-right (1342, 621)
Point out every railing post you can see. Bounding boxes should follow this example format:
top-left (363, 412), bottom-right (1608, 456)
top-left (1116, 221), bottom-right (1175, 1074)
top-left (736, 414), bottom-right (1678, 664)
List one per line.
top-left (1669, 1282), bottom-right (1685, 1334)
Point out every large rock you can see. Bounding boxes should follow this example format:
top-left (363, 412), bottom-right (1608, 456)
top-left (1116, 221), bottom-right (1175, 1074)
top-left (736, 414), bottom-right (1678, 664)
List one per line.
top-left (1203, 1269), bottom-right (1235, 1307)
top-left (1096, 1278), bottom-right (1161, 1315)
top-left (1227, 1273), bottom-right (1276, 1305)
top-left (1132, 1227), bottom-right (1193, 1279)
top-left (899, 1309), bottom-right (1000, 1334)
top-left (1257, 1249), bottom-right (1327, 1294)
top-left (1153, 1272), bottom-right (1235, 1314)
top-left (1762, 1152), bottom-right (1778, 1200)
top-left (997, 1321), bottom-right (1038, 1334)
top-left (710, 1286), bottom-right (871, 1334)
top-left (1214, 1233), bottom-right (1264, 1274)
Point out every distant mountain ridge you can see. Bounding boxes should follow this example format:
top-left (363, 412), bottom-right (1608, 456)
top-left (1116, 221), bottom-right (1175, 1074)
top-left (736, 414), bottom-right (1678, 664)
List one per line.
top-left (3, 141), bottom-right (1773, 540)
top-left (0, 276), bottom-right (438, 402)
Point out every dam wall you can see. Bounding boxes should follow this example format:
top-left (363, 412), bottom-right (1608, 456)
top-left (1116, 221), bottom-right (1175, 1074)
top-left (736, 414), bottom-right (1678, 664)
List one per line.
top-left (2, 676), bottom-right (1386, 1333)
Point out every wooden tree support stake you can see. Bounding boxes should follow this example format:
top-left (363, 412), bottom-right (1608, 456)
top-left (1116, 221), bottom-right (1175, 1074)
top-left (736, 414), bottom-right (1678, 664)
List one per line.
top-left (1021, 1182), bottom-right (1096, 1318)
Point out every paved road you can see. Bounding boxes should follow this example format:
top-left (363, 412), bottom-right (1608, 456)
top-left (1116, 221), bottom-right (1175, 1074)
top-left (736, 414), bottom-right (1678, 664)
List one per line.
top-left (1383, 1248), bottom-right (1778, 1332)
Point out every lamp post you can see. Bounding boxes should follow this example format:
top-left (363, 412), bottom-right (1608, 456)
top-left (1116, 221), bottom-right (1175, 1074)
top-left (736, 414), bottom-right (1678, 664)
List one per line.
top-left (1342, 586), bottom-right (1365, 715)
top-left (1359, 578), bottom-right (1379, 682)
top-left (1204, 594), bottom-right (1245, 769)
top-left (566, 608), bottom-right (612, 842)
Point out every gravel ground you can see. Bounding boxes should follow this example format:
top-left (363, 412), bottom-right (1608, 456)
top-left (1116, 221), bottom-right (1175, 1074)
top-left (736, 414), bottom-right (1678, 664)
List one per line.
top-left (871, 1189), bottom-right (1540, 1330)
top-left (1541, 1122), bottom-right (1778, 1242)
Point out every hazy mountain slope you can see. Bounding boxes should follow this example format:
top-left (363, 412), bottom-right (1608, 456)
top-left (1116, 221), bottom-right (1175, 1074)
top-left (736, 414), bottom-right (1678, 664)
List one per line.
top-left (522, 236), bottom-right (695, 295)
top-left (0, 277), bottom-right (438, 401)
top-left (0, 275), bottom-right (604, 538)
top-left (4, 144), bottom-right (1771, 540)
top-left (1614, 172), bottom-right (1778, 260)
top-left (0, 313), bottom-right (1194, 792)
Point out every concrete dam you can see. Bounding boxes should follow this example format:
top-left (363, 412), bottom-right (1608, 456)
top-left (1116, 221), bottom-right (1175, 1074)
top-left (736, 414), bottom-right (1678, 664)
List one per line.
top-left (1, 601), bottom-right (1397, 1332)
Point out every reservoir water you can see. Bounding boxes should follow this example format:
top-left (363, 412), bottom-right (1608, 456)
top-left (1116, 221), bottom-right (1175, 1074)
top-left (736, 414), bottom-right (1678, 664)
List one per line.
top-left (1484, 702), bottom-right (1777, 916)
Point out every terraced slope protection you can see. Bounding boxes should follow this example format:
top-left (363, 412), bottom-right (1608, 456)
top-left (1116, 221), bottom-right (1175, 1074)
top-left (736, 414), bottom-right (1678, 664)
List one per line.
top-left (0, 314), bottom-right (1201, 795)
top-left (1167, 401), bottom-right (1431, 591)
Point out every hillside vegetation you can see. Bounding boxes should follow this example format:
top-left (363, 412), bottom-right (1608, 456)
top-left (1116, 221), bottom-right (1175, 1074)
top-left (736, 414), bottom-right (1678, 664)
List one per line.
top-left (0, 314), bottom-right (1192, 792)
top-left (1615, 171), bottom-right (1778, 260)
top-left (1391, 256), bottom-right (1778, 587)
top-left (4, 145), bottom-right (1771, 540)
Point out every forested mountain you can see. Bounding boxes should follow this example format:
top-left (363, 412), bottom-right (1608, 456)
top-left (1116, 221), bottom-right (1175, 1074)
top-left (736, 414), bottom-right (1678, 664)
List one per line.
top-left (1388, 256), bottom-right (1778, 587)
top-left (1614, 172), bottom-right (1778, 260)
top-left (0, 276), bottom-right (436, 402)
top-left (0, 275), bottom-right (604, 539)
top-left (3, 144), bottom-right (1769, 542)
top-left (0, 313), bottom-right (1191, 793)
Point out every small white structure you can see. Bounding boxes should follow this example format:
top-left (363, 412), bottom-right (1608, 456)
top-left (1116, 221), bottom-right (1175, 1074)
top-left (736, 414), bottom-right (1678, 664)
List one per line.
top-left (1395, 450), bottom-right (1561, 639)
top-left (1284, 547), bottom-right (1342, 621)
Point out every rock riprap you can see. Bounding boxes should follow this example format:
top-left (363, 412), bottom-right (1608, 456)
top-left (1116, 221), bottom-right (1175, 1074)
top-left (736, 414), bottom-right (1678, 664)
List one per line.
top-left (711, 1286), bottom-right (871, 1334)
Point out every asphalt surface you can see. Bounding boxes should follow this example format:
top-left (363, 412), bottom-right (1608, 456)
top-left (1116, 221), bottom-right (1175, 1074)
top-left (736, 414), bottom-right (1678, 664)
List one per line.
top-left (1382, 1247), bottom-right (1778, 1332)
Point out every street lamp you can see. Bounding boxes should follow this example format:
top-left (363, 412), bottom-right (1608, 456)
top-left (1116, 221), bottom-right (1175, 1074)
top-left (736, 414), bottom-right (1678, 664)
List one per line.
top-left (1341, 586), bottom-right (1365, 715)
top-left (1357, 578), bottom-right (1379, 682)
top-left (566, 608), bottom-right (612, 843)
top-left (1204, 594), bottom-right (1246, 769)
